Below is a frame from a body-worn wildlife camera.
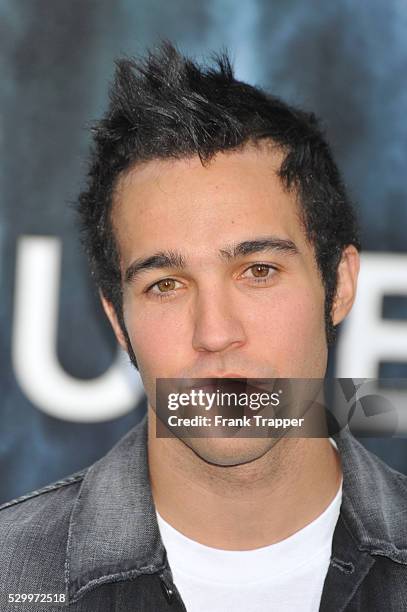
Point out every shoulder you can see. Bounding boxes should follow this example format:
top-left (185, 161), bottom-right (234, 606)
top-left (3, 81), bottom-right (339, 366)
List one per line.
top-left (339, 430), bottom-right (407, 502)
top-left (335, 428), bottom-right (407, 561)
top-left (0, 469), bottom-right (86, 524)
top-left (0, 470), bottom-right (87, 599)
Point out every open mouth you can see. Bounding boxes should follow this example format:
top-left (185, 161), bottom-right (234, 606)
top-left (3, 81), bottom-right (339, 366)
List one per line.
top-left (184, 377), bottom-right (248, 395)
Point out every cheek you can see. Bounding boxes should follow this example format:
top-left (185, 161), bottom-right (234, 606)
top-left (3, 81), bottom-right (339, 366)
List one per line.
top-left (124, 299), bottom-right (188, 371)
top-left (248, 288), bottom-right (326, 368)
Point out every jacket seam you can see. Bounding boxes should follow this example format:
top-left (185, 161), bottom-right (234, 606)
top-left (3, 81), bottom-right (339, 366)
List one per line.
top-left (65, 463), bottom-right (96, 598)
top-left (341, 495), bottom-right (407, 564)
top-left (367, 550), bottom-right (407, 566)
top-left (68, 564), bottom-right (168, 603)
top-left (356, 546), bottom-right (407, 566)
top-left (0, 470), bottom-right (87, 512)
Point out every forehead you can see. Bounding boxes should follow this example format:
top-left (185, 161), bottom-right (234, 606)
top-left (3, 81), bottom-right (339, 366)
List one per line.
top-left (112, 144), bottom-right (307, 264)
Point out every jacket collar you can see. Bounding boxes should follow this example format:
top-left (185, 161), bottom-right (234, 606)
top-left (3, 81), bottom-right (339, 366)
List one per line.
top-left (66, 415), bottom-right (407, 602)
top-left (65, 413), bottom-right (167, 603)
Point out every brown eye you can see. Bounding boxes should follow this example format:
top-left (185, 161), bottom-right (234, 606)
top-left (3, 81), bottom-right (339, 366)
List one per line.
top-left (242, 264), bottom-right (278, 284)
top-left (146, 277), bottom-right (183, 300)
top-left (251, 265), bottom-right (270, 277)
top-left (157, 279), bottom-right (176, 292)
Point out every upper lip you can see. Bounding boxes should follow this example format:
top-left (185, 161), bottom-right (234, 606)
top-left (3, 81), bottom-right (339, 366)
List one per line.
top-left (197, 373), bottom-right (247, 378)
top-left (181, 374), bottom-right (248, 392)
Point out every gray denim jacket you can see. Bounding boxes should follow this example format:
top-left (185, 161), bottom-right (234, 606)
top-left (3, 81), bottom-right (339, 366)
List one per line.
top-left (1, 414), bottom-right (407, 611)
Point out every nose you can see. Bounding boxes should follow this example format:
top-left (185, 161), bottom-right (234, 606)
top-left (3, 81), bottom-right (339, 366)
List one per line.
top-left (191, 283), bottom-right (246, 354)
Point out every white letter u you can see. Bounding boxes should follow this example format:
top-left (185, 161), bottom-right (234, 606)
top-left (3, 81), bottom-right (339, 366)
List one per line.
top-left (12, 236), bottom-right (143, 422)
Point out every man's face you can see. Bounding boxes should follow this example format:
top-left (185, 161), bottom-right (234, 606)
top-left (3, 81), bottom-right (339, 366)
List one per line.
top-left (108, 144), bottom-right (330, 464)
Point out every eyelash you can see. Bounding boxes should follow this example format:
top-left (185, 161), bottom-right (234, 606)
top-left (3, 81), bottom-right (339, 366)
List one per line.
top-left (145, 263), bottom-right (278, 302)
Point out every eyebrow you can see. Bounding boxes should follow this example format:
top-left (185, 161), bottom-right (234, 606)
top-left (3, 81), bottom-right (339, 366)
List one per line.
top-left (124, 236), bottom-right (299, 284)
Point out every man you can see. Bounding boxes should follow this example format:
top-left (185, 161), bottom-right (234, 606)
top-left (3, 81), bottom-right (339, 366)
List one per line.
top-left (1, 41), bottom-right (406, 611)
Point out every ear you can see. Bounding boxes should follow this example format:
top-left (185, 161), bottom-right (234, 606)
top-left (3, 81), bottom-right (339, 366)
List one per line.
top-left (331, 245), bottom-right (360, 326)
top-left (99, 290), bottom-right (128, 352)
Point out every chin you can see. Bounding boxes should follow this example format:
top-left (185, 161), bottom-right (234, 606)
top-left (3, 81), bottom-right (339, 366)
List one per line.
top-left (182, 437), bottom-right (277, 467)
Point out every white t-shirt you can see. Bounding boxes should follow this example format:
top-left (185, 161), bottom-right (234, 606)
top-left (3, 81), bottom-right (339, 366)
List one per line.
top-left (156, 442), bottom-right (342, 612)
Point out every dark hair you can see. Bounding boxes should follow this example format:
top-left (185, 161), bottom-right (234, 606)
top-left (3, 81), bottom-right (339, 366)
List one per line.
top-left (77, 40), bottom-right (361, 365)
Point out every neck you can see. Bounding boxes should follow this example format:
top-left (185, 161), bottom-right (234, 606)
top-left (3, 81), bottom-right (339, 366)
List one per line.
top-left (148, 409), bottom-right (342, 550)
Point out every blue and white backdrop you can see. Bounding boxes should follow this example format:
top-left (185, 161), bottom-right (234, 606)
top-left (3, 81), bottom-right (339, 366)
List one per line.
top-left (1, 0), bottom-right (407, 504)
